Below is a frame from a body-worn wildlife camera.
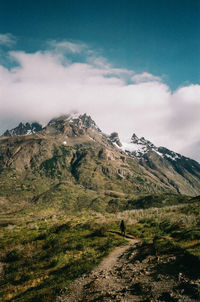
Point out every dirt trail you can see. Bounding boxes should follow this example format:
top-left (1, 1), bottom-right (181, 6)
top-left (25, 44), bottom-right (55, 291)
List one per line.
top-left (57, 238), bottom-right (200, 302)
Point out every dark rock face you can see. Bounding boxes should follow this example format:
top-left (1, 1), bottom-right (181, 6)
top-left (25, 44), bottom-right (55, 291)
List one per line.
top-left (78, 114), bottom-right (101, 132)
top-left (157, 146), bottom-right (200, 178)
top-left (131, 133), bottom-right (139, 143)
top-left (109, 132), bottom-right (122, 147)
top-left (2, 122), bottom-right (43, 137)
top-left (131, 133), bottom-right (155, 148)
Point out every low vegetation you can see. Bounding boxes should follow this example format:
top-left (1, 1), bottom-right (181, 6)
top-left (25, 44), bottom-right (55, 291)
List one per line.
top-left (0, 212), bottom-right (125, 302)
top-left (0, 197), bottom-right (199, 301)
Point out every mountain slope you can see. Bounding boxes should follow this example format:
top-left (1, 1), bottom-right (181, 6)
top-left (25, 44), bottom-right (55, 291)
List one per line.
top-left (0, 113), bottom-right (200, 212)
top-left (118, 134), bottom-right (200, 196)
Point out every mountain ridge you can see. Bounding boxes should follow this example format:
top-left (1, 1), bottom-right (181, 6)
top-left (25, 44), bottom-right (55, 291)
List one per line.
top-left (2, 122), bottom-right (43, 137)
top-left (0, 113), bottom-right (200, 212)
top-left (2, 114), bottom-right (199, 163)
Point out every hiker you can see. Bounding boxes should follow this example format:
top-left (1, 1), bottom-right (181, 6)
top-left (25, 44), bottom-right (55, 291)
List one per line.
top-left (120, 220), bottom-right (126, 237)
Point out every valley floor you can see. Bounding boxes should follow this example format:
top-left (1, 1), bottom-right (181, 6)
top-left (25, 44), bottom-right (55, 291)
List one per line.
top-left (57, 238), bottom-right (200, 302)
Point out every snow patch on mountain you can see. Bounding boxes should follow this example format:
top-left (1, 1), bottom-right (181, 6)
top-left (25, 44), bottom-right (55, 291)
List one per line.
top-left (121, 141), bottom-right (146, 153)
top-left (66, 112), bottom-right (80, 122)
top-left (119, 133), bottom-right (157, 157)
top-left (165, 153), bottom-right (178, 161)
top-left (119, 133), bottom-right (185, 163)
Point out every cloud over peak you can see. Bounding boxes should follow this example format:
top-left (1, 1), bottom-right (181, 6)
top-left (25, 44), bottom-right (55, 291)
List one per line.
top-left (0, 37), bottom-right (199, 162)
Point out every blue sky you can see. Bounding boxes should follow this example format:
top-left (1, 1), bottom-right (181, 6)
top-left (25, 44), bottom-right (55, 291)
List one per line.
top-left (0, 0), bottom-right (200, 161)
top-left (0, 0), bottom-right (199, 90)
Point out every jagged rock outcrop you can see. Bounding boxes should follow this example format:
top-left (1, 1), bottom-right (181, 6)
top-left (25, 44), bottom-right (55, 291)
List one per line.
top-left (44, 113), bottom-right (102, 137)
top-left (109, 132), bottom-right (122, 147)
top-left (2, 122), bottom-right (43, 137)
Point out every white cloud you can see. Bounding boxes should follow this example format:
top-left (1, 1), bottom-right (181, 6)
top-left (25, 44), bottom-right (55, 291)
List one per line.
top-left (0, 33), bottom-right (16, 47)
top-left (48, 40), bottom-right (88, 54)
top-left (0, 43), bottom-right (199, 162)
top-left (132, 72), bottom-right (162, 83)
top-left (87, 56), bottom-right (133, 76)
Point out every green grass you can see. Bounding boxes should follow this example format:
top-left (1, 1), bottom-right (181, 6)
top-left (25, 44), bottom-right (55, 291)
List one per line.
top-left (0, 213), bottom-right (126, 302)
top-left (0, 199), bottom-right (199, 302)
top-left (118, 201), bottom-right (200, 260)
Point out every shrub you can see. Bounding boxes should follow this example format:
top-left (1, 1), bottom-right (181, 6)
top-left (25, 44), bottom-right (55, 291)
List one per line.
top-left (43, 234), bottom-right (59, 249)
top-left (91, 225), bottom-right (107, 237)
top-left (4, 249), bottom-right (22, 262)
top-left (50, 222), bottom-right (71, 234)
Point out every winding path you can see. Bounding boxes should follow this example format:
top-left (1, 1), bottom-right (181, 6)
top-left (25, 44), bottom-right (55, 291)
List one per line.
top-left (56, 237), bottom-right (200, 302)
top-left (57, 238), bottom-right (139, 302)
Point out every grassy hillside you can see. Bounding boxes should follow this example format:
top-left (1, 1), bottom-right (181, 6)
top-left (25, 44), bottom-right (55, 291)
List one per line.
top-left (1, 117), bottom-right (200, 209)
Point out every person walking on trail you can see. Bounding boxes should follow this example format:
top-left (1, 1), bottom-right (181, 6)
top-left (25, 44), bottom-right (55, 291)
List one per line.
top-left (120, 220), bottom-right (126, 237)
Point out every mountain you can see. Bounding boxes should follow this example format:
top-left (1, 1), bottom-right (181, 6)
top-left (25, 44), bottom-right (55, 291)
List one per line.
top-left (2, 122), bottom-right (43, 137)
top-left (118, 134), bottom-right (200, 195)
top-left (0, 113), bottom-right (200, 212)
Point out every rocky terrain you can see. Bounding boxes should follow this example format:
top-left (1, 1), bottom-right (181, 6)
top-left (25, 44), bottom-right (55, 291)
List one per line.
top-left (0, 113), bottom-right (200, 214)
top-left (2, 122), bottom-right (43, 137)
top-left (57, 238), bottom-right (200, 302)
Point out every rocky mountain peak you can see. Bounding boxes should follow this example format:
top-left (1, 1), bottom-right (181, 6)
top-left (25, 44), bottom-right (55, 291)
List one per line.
top-left (119, 133), bottom-right (157, 158)
top-left (69, 113), bottom-right (102, 132)
top-left (2, 122), bottom-right (43, 137)
top-left (45, 113), bottom-right (102, 137)
top-left (131, 133), bottom-right (139, 143)
top-left (131, 133), bottom-right (155, 148)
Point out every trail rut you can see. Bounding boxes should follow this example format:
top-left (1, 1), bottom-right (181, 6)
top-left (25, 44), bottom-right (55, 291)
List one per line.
top-left (56, 238), bottom-right (200, 302)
